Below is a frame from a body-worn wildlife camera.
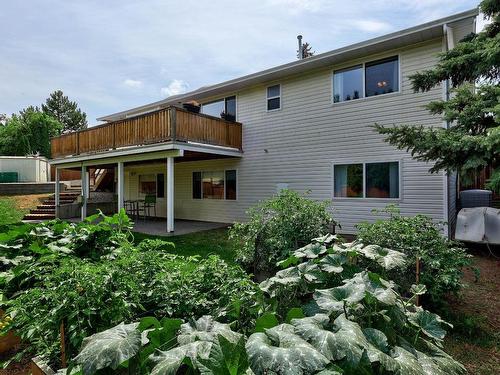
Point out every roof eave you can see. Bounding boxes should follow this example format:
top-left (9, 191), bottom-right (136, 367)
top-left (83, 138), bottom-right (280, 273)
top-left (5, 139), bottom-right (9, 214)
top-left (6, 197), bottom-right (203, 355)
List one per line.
top-left (98, 7), bottom-right (478, 122)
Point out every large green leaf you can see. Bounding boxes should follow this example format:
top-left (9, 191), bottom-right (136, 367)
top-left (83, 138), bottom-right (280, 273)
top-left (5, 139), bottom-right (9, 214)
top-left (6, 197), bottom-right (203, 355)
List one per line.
top-left (407, 310), bottom-right (451, 341)
top-left (74, 322), bottom-right (142, 375)
top-left (246, 323), bottom-right (329, 375)
top-left (293, 243), bottom-right (328, 259)
top-left (178, 315), bottom-right (242, 345)
top-left (357, 244), bottom-right (407, 270)
top-left (318, 254), bottom-right (346, 274)
top-left (254, 312), bottom-right (279, 333)
top-left (196, 334), bottom-right (249, 375)
top-left (313, 284), bottom-right (365, 314)
top-left (150, 341), bottom-right (211, 375)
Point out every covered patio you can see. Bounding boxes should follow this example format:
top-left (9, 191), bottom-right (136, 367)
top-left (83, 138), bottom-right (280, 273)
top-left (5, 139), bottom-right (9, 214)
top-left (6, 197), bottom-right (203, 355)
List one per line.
top-left (132, 219), bottom-right (229, 237)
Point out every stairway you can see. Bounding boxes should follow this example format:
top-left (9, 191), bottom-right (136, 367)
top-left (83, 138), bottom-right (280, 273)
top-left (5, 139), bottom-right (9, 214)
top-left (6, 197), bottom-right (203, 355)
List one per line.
top-left (23, 191), bottom-right (81, 221)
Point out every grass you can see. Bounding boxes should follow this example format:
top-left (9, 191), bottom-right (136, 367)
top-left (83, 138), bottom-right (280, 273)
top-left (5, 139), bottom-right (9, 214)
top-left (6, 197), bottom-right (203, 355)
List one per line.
top-left (133, 227), bottom-right (237, 264)
top-left (0, 194), bottom-right (50, 225)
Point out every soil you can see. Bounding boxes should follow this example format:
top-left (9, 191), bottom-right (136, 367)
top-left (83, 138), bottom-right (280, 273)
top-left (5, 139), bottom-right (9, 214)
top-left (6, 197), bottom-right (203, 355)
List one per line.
top-left (444, 244), bottom-right (500, 375)
top-left (9, 194), bottom-right (51, 211)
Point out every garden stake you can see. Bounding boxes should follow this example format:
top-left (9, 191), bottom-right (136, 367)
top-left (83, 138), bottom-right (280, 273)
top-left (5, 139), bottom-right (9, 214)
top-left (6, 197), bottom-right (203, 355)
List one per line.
top-left (60, 321), bottom-right (67, 368)
top-left (415, 257), bottom-right (420, 306)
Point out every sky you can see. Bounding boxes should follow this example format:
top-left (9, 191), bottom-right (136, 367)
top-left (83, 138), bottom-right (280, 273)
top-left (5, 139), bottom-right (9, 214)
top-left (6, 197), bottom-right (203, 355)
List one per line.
top-left (0, 0), bottom-right (481, 125)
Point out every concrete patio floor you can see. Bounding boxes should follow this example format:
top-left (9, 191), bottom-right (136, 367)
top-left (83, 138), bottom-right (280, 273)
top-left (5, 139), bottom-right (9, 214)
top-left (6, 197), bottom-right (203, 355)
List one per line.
top-left (131, 219), bottom-right (229, 236)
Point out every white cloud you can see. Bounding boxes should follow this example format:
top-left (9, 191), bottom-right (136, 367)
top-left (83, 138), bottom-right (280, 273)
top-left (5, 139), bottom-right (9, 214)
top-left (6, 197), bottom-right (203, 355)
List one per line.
top-left (123, 79), bottom-right (143, 88)
top-left (267, 0), bottom-right (325, 13)
top-left (160, 79), bottom-right (190, 97)
top-left (352, 20), bottom-right (392, 33)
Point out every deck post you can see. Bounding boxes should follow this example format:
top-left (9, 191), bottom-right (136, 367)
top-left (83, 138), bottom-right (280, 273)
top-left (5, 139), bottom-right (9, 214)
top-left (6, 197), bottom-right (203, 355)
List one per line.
top-left (55, 167), bottom-right (60, 218)
top-left (117, 162), bottom-right (124, 212)
top-left (166, 156), bottom-right (174, 232)
top-left (81, 165), bottom-right (87, 220)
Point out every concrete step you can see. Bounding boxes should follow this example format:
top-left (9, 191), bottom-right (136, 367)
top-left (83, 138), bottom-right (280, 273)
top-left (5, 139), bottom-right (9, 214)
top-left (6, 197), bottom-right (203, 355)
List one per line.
top-left (31, 209), bottom-right (56, 214)
top-left (23, 213), bottom-right (55, 220)
top-left (37, 204), bottom-right (56, 209)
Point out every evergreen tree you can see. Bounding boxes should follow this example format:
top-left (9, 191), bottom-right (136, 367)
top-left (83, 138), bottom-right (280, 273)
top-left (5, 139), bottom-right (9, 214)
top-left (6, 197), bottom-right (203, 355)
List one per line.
top-left (42, 90), bottom-right (87, 134)
top-left (375, 0), bottom-right (499, 192)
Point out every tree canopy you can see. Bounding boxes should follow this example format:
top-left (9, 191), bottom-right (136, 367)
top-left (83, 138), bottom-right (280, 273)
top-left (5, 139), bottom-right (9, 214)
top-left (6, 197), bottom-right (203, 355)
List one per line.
top-left (42, 90), bottom-right (87, 134)
top-left (375, 0), bottom-right (499, 192)
top-left (0, 107), bottom-right (62, 158)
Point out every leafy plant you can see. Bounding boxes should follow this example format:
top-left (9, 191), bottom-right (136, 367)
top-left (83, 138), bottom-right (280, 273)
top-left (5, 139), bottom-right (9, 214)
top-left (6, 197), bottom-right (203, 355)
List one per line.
top-left (71, 236), bottom-right (466, 374)
top-left (0, 212), bottom-right (256, 367)
top-left (356, 206), bottom-right (472, 304)
top-left (229, 189), bottom-right (336, 276)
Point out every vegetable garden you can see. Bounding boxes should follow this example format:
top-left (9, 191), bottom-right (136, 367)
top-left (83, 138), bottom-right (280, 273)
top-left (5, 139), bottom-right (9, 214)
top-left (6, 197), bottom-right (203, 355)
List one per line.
top-left (0, 191), bottom-right (477, 374)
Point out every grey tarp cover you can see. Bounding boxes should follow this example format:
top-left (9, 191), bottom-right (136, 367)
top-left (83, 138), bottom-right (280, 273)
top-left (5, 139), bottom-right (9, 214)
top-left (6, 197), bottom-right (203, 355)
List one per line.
top-left (455, 207), bottom-right (500, 244)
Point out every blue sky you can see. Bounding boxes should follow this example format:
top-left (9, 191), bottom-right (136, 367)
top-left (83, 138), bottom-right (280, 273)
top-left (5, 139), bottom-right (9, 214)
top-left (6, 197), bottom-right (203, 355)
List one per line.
top-left (0, 0), bottom-right (479, 124)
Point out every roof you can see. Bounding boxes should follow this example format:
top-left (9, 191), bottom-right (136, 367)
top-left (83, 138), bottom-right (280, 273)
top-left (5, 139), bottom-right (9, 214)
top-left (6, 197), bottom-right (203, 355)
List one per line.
top-left (98, 8), bottom-right (478, 122)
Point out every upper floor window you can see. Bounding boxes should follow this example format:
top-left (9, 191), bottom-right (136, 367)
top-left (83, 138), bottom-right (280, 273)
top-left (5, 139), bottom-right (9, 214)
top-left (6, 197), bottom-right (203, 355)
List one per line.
top-left (267, 84), bottom-right (281, 111)
top-left (201, 96), bottom-right (237, 121)
top-left (333, 56), bottom-right (399, 103)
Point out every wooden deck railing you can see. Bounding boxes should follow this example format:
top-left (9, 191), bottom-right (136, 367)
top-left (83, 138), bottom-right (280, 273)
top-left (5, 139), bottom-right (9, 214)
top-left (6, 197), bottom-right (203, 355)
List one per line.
top-left (50, 107), bottom-right (242, 158)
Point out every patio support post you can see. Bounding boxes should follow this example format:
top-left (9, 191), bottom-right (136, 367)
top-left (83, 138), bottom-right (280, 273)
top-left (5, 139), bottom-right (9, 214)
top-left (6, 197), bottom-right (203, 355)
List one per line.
top-left (167, 156), bottom-right (174, 232)
top-left (117, 162), bottom-right (124, 212)
top-left (81, 165), bottom-right (87, 220)
top-left (55, 167), bottom-right (60, 218)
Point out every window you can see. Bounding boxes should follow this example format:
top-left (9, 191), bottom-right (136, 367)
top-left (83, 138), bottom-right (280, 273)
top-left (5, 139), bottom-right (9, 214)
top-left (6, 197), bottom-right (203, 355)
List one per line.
top-left (139, 174), bottom-right (156, 195)
top-left (193, 172), bottom-right (202, 199)
top-left (333, 161), bottom-right (399, 199)
top-left (267, 84), bottom-right (281, 111)
top-left (333, 65), bottom-right (363, 103)
top-left (203, 171), bottom-right (225, 199)
top-left (201, 96), bottom-right (237, 121)
top-left (334, 164), bottom-right (363, 197)
top-left (366, 162), bottom-right (399, 198)
top-left (156, 173), bottom-right (165, 198)
top-left (333, 56), bottom-right (399, 103)
top-left (365, 56), bottom-right (399, 97)
top-left (192, 170), bottom-right (237, 200)
top-left (225, 170), bottom-right (237, 200)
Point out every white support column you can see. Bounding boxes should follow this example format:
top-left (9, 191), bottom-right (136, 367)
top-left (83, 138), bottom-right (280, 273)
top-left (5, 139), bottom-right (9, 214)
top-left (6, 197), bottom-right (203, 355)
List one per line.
top-left (166, 157), bottom-right (174, 232)
top-left (55, 167), bottom-right (60, 218)
top-left (117, 162), bottom-right (124, 212)
top-left (81, 165), bottom-right (87, 220)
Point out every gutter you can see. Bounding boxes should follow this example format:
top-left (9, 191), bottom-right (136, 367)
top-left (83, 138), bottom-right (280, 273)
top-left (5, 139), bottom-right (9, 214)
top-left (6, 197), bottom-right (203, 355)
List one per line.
top-left (98, 8), bottom-right (478, 122)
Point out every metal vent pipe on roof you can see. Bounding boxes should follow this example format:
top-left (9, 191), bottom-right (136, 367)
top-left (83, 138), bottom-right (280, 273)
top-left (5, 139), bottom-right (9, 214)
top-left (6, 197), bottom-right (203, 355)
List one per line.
top-left (297, 35), bottom-right (303, 59)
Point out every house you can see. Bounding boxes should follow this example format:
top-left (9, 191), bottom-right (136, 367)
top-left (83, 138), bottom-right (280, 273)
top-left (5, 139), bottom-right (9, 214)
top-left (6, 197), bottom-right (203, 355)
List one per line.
top-left (49, 8), bottom-right (478, 236)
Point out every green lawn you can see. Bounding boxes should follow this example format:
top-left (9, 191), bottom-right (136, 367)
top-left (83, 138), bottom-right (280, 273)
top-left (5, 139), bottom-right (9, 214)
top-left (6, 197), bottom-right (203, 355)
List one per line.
top-left (133, 227), bottom-right (237, 264)
top-left (0, 196), bottom-right (26, 225)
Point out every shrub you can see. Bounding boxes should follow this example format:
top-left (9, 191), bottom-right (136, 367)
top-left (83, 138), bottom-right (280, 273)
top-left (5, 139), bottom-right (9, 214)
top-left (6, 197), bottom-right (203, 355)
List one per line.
top-left (356, 206), bottom-right (472, 304)
top-left (229, 189), bottom-right (336, 275)
top-left (72, 236), bottom-right (466, 375)
top-left (0, 213), bottom-right (257, 366)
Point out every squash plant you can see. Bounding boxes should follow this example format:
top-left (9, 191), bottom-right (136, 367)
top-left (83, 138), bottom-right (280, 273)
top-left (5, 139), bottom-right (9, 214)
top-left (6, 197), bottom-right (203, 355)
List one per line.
top-left (68, 236), bottom-right (466, 374)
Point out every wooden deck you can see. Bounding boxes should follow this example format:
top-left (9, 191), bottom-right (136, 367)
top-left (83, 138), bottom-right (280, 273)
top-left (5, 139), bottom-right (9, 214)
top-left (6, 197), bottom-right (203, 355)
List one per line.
top-left (50, 107), bottom-right (243, 158)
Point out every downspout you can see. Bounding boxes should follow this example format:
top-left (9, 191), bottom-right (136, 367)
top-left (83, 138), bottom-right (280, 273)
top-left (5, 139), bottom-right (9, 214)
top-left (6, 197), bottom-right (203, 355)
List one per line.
top-left (442, 23), bottom-right (454, 238)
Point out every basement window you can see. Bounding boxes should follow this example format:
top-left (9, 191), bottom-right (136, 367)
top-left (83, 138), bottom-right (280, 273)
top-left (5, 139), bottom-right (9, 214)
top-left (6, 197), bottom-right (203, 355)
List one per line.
top-left (333, 161), bottom-right (400, 199)
top-left (192, 170), bottom-right (237, 200)
top-left (267, 84), bottom-right (281, 111)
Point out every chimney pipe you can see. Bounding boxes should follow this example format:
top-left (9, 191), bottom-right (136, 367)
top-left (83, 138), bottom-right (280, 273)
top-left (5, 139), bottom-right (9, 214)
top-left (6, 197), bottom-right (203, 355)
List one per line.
top-left (297, 35), bottom-right (303, 60)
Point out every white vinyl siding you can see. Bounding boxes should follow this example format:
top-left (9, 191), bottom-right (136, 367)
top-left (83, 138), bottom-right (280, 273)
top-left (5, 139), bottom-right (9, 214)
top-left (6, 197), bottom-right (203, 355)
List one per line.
top-left (122, 38), bottom-right (454, 233)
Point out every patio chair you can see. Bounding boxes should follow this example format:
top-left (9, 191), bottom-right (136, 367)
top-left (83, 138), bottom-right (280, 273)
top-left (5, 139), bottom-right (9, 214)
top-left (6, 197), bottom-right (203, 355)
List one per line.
top-left (138, 195), bottom-right (157, 220)
top-left (124, 200), bottom-right (138, 219)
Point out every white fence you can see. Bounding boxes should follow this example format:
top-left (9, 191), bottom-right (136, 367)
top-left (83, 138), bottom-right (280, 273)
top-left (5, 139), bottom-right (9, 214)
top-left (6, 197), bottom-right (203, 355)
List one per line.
top-left (0, 156), bottom-right (50, 182)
